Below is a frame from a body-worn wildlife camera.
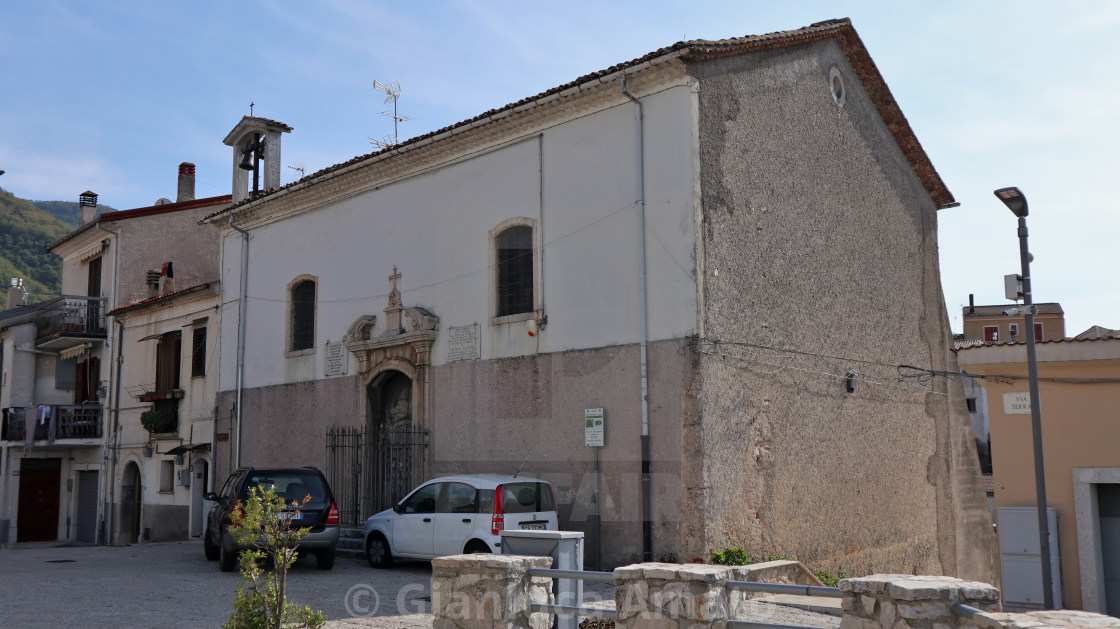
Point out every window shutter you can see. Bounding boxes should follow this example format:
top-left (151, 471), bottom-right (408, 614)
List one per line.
top-left (56, 357), bottom-right (77, 389)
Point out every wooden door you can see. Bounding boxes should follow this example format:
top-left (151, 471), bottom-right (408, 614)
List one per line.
top-left (17, 458), bottom-right (61, 542)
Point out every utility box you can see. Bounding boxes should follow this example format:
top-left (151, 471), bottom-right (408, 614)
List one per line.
top-left (501, 530), bottom-right (584, 629)
top-left (998, 506), bottom-right (1062, 610)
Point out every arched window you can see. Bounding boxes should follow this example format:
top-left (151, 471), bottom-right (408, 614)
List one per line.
top-left (290, 278), bottom-right (316, 352)
top-left (495, 225), bottom-right (534, 318)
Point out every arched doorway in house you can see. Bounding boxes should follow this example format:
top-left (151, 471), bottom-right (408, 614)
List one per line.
top-left (189, 457), bottom-right (209, 537)
top-left (365, 370), bottom-right (424, 513)
top-left (119, 462), bottom-right (141, 545)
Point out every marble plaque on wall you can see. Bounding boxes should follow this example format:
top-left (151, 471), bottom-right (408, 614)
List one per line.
top-left (448, 324), bottom-right (480, 362)
top-left (325, 340), bottom-right (347, 376)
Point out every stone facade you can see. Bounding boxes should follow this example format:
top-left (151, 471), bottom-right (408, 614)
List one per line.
top-left (840, 575), bottom-right (1000, 629)
top-left (431, 563), bottom-right (1120, 629)
top-left (687, 37), bottom-right (996, 581)
top-left (614, 562), bottom-right (736, 627)
top-left (431, 554), bottom-right (554, 629)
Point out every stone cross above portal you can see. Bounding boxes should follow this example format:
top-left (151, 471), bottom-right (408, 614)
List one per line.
top-left (388, 265), bottom-right (402, 307)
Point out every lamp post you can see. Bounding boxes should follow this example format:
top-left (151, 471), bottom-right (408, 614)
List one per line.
top-left (993, 186), bottom-right (1054, 609)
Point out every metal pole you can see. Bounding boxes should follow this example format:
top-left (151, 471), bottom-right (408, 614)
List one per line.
top-left (1018, 215), bottom-right (1054, 609)
top-left (620, 75), bottom-right (653, 563)
top-left (594, 445), bottom-right (601, 572)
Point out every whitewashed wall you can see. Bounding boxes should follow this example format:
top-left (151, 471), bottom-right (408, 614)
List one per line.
top-left (219, 85), bottom-right (699, 391)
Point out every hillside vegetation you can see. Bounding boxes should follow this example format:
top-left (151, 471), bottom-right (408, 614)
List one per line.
top-left (30, 199), bottom-right (116, 228)
top-left (0, 187), bottom-right (73, 302)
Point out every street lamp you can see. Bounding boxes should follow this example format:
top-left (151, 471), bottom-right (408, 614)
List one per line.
top-left (993, 186), bottom-right (1054, 609)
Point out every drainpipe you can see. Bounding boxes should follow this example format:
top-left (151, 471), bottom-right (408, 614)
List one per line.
top-left (94, 221), bottom-right (119, 545)
top-left (620, 75), bottom-right (653, 562)
top-left (106, 319), bottom-right (124, 544)
top-left (228, 215), bottom-right (250, 469)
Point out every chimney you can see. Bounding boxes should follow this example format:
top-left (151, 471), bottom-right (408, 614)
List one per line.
top-left (79, 191), bottom-right (98, 226)
top-left (146, 268), bottom-right (161, 298)
top-left (7, 278), bottom-right (28, 309)
top-left (177, 162), bottom-right (196, 203)
top-left (159, 261), bottom-right (175, 295)
top-left (968, 294), bottom-right (975, 315)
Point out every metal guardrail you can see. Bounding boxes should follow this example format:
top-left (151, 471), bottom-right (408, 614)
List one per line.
top-left (725, 581), bottom-right (842, 629)
top-left (529, 568), bottom-right (616, 582)
top-left (951, 603), bottom-right (983, 619)
top-left (527, 568), bottom-right (618, 620)
top-left (728, 622), bottom-right (835, 629)
top-left (522, 574), bottom-right (845, 626)
top-left (726, 581), bottom-right (842, 598)
top-left (2, 404), bottom-right (103, 441)
top-left (533, 603), bottom-right (616, 620)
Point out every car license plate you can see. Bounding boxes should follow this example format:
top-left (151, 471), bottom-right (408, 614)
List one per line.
top-left (278, 512), bottom-right (301, 523)
top-left (520, 522), bottom-right (547, 530)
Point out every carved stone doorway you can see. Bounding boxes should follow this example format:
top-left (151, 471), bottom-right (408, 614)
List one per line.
top-left (364, 370), bottom-right (425, 513)
top-left (340, 266), bottom-right (438, 518)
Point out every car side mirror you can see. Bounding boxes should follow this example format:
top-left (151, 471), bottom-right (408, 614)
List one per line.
top-left (204, 492), bottom-right (218, 501)
top-left (393, 503), bottom-right (403, 514)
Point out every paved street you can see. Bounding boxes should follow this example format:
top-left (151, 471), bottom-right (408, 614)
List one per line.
top-left (0, 540), bottom-right (435, 628)
top-left (0, 541), bottom-right (839, 628)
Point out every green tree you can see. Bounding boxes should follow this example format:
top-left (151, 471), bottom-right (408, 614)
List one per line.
top-left (223, 486), bottom-right (325, 629)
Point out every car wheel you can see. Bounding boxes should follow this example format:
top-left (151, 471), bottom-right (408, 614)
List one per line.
top-left (219, 538), bottom-right (239, 572)
top-left (464, 540), bottom-right (492, 554)
top-left (366, 533), bottom-right (393, 569)
top-left (203, 529), bottom-right (219, 561)
top-left (315, 549), bottom-right (336, 570)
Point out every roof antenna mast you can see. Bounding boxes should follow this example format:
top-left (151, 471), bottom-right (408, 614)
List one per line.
top-left (369, 80), bottom-right (413, 150)
top-left (250, 101), bottom-right (254, 116)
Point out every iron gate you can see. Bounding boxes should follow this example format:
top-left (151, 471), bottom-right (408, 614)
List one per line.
top-left (326, 425), bottom-right (428, 527)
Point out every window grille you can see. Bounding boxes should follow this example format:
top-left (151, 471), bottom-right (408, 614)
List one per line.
top-left (191, 327), bottom-right (206, 377)
top-left (496, 226), bottom-right (533, 317)
top-left (291, 280), bottom-right (316, 351)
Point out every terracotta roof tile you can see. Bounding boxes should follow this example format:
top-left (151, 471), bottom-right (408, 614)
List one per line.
top-left (108, 282), bottom-right (217, 316)
top-left (962, 303), bottom-right (1064, 317)
top-left (954, 335), bottom-right (1120, 352)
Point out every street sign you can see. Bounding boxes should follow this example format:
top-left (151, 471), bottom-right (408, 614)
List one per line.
top-left (1003, 392), bottom-right (1032, 415)
top-left (584, 408), bottom-right (604, 447)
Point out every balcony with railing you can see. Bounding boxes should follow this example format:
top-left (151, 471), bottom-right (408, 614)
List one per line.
top-left (1, 404), bottom-right (104, 443)
top-left (34, 296), bottom-right (108, 350)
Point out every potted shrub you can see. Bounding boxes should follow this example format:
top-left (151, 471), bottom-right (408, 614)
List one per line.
top-left (140, 408), bottom-right (175, 433)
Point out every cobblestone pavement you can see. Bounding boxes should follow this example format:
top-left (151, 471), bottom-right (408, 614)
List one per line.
top-left (0, 541), bottom-right (840, 629)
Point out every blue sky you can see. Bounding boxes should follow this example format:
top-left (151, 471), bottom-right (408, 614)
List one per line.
top-left (1, 1), bottom-right (1117, 334)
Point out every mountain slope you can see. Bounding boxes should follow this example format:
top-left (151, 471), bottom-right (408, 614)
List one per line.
top-left (0, 187), bottom-right (72, 302)
top-left (30, 199), bottom-right (117, 228)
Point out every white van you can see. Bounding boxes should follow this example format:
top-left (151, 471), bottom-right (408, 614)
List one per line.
top-left (362, 474), bottom-right (558, 567)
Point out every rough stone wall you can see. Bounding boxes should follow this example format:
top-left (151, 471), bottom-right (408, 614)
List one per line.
top-left (686, 39), bottom-right (996, 581)
top-left (112, 205), bottom-right (223, 305)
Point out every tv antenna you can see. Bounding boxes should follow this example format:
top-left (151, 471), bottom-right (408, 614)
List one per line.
top-left (372, 79), bottom-right (413, 147)
top-left (286, 163), bottom-right (305, 180)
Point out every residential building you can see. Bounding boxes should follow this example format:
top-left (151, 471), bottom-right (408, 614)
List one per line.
top-left (957, 337), bottom-right (1120, 613)
top-left (962, 295), bottom-right (1066, 343)
top-left (107, 280), bottom-right (221, 542)
top-left (203, 19), bottom-right (996, 579)
top-left (0, 164), bottom-right (228, 545)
